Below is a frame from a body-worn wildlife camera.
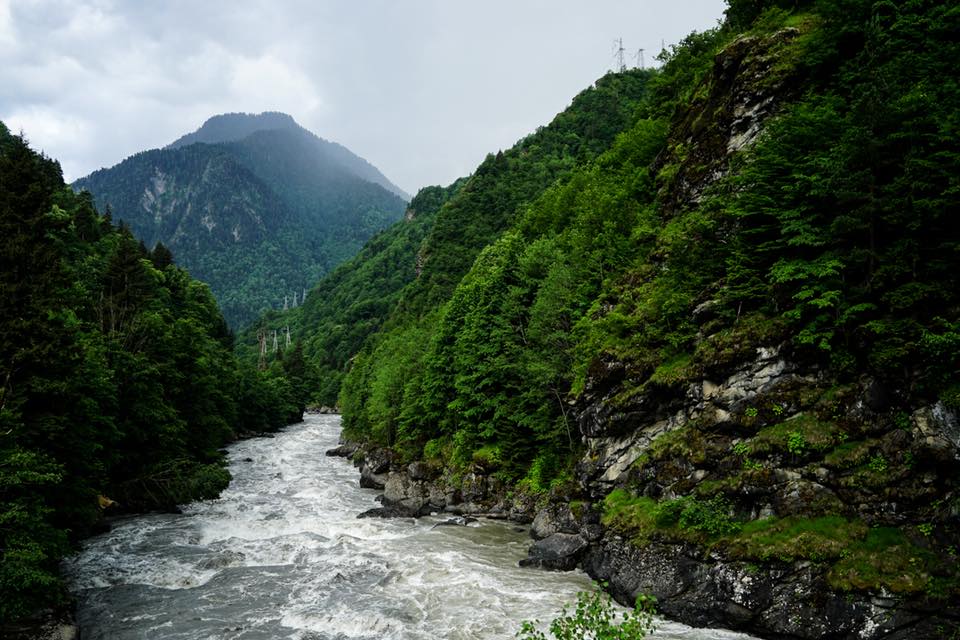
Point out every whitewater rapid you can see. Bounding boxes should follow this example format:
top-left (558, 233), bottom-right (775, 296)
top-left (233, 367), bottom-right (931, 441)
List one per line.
top-left (64, 414), bottom-right (753, 639)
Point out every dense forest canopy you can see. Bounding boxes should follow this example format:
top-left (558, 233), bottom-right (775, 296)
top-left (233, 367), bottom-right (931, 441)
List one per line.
top-left (247, 69), bottom-right (657, 408)
top-left (0, 124), bottom-right (308, 623)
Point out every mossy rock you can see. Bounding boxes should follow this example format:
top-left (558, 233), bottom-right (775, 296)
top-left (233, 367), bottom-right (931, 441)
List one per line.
top-left (827, 527), bottom-right (954, 596)
top-left (724, 515), bottom-right (867, 563)
top-left (751, 413), bottom-right (839, 457)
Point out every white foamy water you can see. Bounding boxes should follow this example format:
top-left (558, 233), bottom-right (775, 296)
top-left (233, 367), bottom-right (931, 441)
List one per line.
top-left (64, 414), bottom-right (755, 640)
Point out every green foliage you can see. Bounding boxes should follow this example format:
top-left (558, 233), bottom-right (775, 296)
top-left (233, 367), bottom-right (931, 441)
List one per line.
top-left (867, 454), bottom-right (888, 474)
top-left (654, 495), bottom-right (742, 537)
top-left (603, 490), bottom-right (741, 541)
top-left (517, 588), bottom-right (656, 640)
top-left (786, 431), bottom-right (807, 456)
top-left (751, 414), bottom-right (838, 455)
top-left (724, 0), bottom-right (812, 30)
top-left (519, 453), bottom-right (561, 494)
top-left (0, 128), bottom-right (298, 622)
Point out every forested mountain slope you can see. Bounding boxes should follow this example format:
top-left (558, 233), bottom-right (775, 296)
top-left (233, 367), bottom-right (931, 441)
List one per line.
top-left (0, 123), bottom-right (307, 626)
top-left (250, 70), bottom-right (656, 407)
top-left (74, 113), bottom-right (408, 328)
top-left (301, 1), bottom-right (960, 636)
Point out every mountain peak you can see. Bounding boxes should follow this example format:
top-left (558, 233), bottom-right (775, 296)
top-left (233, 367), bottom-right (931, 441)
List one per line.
top-left (167, 111), bottom-right (302, 149)
top-left (166, 111), bottom-right (410, 200)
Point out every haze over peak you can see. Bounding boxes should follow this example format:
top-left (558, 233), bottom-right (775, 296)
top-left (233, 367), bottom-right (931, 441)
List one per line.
top-left (168, 112), bottom-right (410, 201)
top-left (167, 112), bottom-right (300, 148)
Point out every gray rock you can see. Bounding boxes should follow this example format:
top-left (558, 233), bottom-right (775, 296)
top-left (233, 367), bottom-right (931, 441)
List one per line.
top-left (914, 402), bottom-right (960, 460)
top-left (581, 534), bottom-right (960, 639)
top-left (359, 466), bottom-right (388, 490)
top-left (357, 504), bottom-right (417, 519)
top-left (432, 516), bottom-right (478, 528)
top-left (325, 443), bottom-right (359, 457)
top-left (383, 472), bottom-right (432, 514)
top-left (531, 504), bottom-right (579, 540)
top-left (408, 461), bottom-right (431, 480)
top-left (520, 533), bottom-right (588, 571)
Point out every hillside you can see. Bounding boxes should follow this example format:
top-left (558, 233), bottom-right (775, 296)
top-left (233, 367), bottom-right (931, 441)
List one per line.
top-left (73, 112), bottom-right (408, 327)
top-left (0, 122), bottom-right (306, 625)
top-left (296, 1), bottom-right (960, 637)
top-left (249, 69), bottom-right (656, 406)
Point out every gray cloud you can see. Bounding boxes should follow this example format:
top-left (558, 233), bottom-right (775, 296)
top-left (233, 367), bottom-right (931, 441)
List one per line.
top-left (1, 0), bottom-right (726, 194)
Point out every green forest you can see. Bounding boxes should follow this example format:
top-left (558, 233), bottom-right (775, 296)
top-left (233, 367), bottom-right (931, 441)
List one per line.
top-left (0, 122), bottom-right (308, 622)
top-left (297, 0), bottom-right (960, 490)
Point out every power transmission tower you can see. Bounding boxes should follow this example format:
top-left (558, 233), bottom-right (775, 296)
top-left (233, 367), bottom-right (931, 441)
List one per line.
top-left (272, 330), bottom-right (279, 353)
top-left (614, 37), bottom-right (626, 72)
top-left (292, 291), bottom-right (298, 308)
top-left (283, 295), bottom-right (289, 311)
top-left (257, 326), bottom-right (267, 370)
top-left (285, 325), bottom-right (292, 349)
top-left (635, 48), bottom-right (645, 69)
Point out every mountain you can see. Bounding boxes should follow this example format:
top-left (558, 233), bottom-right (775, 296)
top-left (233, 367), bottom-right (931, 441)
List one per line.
top-left (256, 1), bottom-right (960, 636)
top-left (73, 112), bottom-right (408, 327)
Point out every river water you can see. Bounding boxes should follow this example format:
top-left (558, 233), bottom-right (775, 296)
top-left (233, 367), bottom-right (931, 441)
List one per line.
top-left (64, 414), bottom-right (752, 640)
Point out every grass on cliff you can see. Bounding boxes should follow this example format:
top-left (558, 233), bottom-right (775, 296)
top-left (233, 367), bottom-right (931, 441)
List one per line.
top-left (602, 489), bottom-right (958, 598)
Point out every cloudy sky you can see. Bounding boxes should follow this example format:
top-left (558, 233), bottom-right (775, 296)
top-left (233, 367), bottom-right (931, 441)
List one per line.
top-left (1, 0), bottom-right (726, 195)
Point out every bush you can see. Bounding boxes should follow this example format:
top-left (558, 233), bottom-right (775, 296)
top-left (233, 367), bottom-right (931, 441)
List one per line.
top-left (518, 588), bottom-right (656, 640)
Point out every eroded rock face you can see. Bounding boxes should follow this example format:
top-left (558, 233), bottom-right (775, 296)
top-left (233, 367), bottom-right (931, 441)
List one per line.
top-left (356, 447), bottom-right (397, 490)
top-left (577, 346), bottom-right (804, 497)
top-left (582, 535), bottom-right (960, 640)
top-left (531, 503), bottom-right (579, 540)
top-left (657, 28), bottom-right (804, 215)
top-left (913, 402), bottom-right (960, 461)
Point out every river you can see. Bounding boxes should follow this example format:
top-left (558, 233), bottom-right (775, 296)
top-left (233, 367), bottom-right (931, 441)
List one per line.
top-left (64, 414), bottom-right (754, 640)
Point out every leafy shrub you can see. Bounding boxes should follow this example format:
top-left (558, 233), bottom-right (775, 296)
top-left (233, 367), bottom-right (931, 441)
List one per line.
top-left (518, 588), bottom-right (657, 640)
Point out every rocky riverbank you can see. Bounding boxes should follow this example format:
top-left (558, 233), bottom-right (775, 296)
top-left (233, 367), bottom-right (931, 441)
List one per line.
top-left (331, 344), bottom-right (960, 639)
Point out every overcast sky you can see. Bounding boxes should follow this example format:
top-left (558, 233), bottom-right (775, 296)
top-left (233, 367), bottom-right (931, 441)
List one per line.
top-left (1, 0), bottom-right (726, 196)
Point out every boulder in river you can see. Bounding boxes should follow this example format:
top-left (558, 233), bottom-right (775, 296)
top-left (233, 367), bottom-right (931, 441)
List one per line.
top-left (520, 533), bottom-right (588, 571)
top-left (357, 504), bottom-right (419, 519)
top-left (432, 516), bottom-right (478, 528)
